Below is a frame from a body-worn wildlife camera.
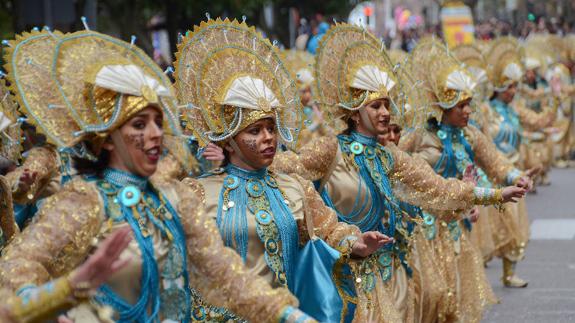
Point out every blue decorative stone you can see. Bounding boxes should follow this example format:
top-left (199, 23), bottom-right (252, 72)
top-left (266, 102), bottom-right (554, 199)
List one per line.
top-left (247, 180), bottom-right (264, 197)
top-left (118, 185), bottom-right (141, 207)
top-left (223, 175), bottom-right (240, 189)
top-left (350, 142), bottom-right (364, 155)
top-left (437, 129), bottom-right (447, 140)
top-left (256, 210), bottom-right (272, 225)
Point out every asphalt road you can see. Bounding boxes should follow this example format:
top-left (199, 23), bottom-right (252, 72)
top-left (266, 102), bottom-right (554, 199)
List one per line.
top-left (483, 168), bottom-right (575, 323)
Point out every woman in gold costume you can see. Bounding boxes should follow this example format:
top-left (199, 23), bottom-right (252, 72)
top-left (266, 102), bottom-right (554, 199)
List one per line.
top-left (0, 28), bottom-right (313, 322)
top-left (173, 18), bottom-right (388, 322)
top-left (484, 37), bottom-right (559, 287)
top-left (272, 23), bottom-right (527, 322)
top-left (451, 43), bottom-right (532, 280)
top-left (401, 38), bottom-right (539, 322)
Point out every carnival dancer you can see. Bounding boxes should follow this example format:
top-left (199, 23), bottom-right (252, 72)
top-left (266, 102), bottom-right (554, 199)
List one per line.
top-left (402, 38), bottom-right (538, 322)
top-left (485, 37), bottom-right (558, 287)
top-left (173, 18), bottom-right (389, 322)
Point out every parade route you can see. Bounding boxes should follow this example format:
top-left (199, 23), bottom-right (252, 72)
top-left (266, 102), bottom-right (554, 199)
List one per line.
top-left (484, 168), bottom-right (575, 322)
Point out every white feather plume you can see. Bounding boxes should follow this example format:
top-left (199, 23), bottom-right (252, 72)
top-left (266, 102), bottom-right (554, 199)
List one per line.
top-left (467, 66), bottom-right (488, 84)
top-left (446, 69), bottom-right (477, 92)
top-left (524, 57), bottom-right (541, 70)
top-left (0, 111), bottom-right (12, 132)
top-left (222, 76), bottom-right (281, 110)
top-left (503, 62), bottom-right (523, 82)
top-left (94, 64), bottom-right (170, 97)
top-left (296, 68), bottom-right (314, 85)
top-left (351, 65), bottom-right (396, 93)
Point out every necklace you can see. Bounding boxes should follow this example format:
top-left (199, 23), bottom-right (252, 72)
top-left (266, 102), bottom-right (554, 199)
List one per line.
top-left (215, 164), bottom-right (298, 288)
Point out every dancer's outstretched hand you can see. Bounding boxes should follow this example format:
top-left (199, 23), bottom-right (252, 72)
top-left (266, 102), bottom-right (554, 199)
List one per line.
top-left (351, 231), bottom-right (394, 258)
top-left (502, 186), bottom-right (527, 203)
top-left (69, 226), bottom-right (132, 291)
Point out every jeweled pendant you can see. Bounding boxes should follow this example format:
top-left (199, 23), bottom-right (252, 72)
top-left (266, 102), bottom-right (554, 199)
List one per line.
top-left (118, 185), bottom-right (141, 207)
top-left (350, 141), bottom-right (364, 155)
top-left (437, 130), bottom-right (447, 140)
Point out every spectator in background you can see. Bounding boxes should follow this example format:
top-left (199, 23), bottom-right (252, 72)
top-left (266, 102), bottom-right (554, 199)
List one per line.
top-left (307, 21), bottom-right (329, 54)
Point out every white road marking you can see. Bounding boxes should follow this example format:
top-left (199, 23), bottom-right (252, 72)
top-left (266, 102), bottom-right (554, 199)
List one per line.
top-left (530, 219), bottom-right (575, 240)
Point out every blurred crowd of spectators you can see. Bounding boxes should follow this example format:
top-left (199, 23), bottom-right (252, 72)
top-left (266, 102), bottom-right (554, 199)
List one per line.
top-left (293, 13), bottom-right (574, 54)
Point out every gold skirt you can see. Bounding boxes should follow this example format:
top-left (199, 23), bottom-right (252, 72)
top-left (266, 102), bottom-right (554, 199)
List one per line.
top-left (409, 229), bottom-right (449, 323)
top-left (337, 255), bottom-right (414, 323)
top-left (432, 221), bottom-right (497, 323)
top-left (468, 206), bottom-right (496, 262)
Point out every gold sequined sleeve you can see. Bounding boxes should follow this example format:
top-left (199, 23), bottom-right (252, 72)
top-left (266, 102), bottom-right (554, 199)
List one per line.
top-left (514, 99), bottom-right (556, 130)
top-left (293, 174), bottom-right (361, 254)
top-left (519, 85), bottom-right (545, 101)
top-left (398, 128), bottom-right (424, 153)
top-left (469, 126), bottom-right (521, 185)
top-left (5, 146), bottom-right (60, 204)
top-left (271, 136), bottom-right (339, 181)
top-left (178, 178), bottom-right (298, 323)
top-left (387, 144), bottom-right (500, 216)
top-left (1, 276), bottom-right (79, 323)
top-left (0, 179), bottom-right (103, 291)
top-left (150, 152), bottom-right (186, 184)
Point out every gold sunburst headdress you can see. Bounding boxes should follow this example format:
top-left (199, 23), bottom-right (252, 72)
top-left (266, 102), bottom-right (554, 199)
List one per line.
top-left (407, 38), bottom-right (477, 122)
top-left (452, 43), bottom-right (488, 84)
top-left (314, 23), bottom-right (402, 130)
top-left (386, 49), bottom-right (429, 131)
top-left (452, 43), bottom-right (492, 100)
top-left (174, 18), bottom-right (302, 150)
top-left (281, 49), bottom-right (315, 90)
top-left (0, 79), bottom-right (22, 164)
top-left (485, 37), bottom-right (524, 92)
top-left (4, 28), bottom-right (182, 159)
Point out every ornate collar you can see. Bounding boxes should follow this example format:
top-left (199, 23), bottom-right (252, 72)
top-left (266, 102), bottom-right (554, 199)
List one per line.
top-left (102, 168), bottom-right (148, 190)
top-left (350, 131), bottom-right (378, 147)
top-left (225, 163), bottom-right (268, 180)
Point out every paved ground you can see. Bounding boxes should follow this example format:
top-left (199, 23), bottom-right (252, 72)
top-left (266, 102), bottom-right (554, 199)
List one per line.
top-left (483, 168), bottom-right (575, 323)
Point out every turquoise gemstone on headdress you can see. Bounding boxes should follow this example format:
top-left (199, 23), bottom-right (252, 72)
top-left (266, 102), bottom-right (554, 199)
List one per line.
top-left (118, 185), bottom-right (141, 207)
top-left (350, 141), bottom-right (364, 155)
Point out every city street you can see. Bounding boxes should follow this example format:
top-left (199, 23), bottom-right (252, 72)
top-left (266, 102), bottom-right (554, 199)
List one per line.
top-left (484, 168), bottom-right (575, 322)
